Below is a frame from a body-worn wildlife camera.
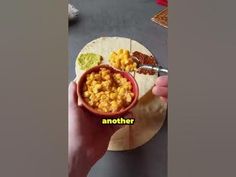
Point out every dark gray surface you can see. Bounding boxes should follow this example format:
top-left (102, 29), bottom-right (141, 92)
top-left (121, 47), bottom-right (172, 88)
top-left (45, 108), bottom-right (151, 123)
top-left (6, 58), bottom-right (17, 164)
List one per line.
top-left (69, 0), bottom-right (167, 176)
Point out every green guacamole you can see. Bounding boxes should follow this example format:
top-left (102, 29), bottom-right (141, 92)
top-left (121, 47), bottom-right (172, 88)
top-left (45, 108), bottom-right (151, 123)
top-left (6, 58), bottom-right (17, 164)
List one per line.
top-left (76, 53), bottom-right (102, 70)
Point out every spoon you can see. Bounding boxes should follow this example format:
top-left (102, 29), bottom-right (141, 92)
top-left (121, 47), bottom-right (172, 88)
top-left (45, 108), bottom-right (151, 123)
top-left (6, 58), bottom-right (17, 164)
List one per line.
top-left (132, 56), bottom-right (168, 75)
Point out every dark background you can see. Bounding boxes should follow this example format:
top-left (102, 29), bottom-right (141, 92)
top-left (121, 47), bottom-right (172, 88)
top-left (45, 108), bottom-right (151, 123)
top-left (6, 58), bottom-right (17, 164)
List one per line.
top-left (69, 0), bottom-right (167, 177)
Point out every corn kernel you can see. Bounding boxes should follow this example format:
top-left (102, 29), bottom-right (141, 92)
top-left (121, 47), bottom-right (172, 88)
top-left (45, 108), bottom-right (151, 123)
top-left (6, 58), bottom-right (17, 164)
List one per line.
top-left (126, 94), bottom-right (132, 102)
top-left (84, 91), bottom-right (90, 97)
top-left (109, 49), bottom-right (137, 72)
top-left (124, 50), bottom-right (129, 55)
top-left (118, 49), bottom-right (123, 54)
top-left (82, 67), bottom-right (135, 113)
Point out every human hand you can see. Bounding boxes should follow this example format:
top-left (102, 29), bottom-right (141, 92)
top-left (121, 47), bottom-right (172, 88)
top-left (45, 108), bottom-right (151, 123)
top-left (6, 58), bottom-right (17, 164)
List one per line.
top-left (68, 81), bottom-right (121, 177)
top-left (152, 75), bottom-right (168, 102)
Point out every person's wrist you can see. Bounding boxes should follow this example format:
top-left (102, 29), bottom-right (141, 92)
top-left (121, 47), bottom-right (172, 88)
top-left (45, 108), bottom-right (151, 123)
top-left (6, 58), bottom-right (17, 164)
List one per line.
top-left (69, 147), bottom-right (93, 177)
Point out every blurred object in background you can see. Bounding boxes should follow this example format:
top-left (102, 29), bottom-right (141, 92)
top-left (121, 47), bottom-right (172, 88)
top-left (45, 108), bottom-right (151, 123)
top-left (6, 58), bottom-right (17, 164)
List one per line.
top-left (151, 8), bottom-right (168, 28)
top-left (156, 0), bottom-right (168, 7)
top-left (68, 4), bottom-right (79, 21)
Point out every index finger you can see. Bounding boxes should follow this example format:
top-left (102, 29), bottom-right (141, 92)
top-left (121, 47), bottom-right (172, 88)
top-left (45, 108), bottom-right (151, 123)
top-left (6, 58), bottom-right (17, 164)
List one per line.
top-left (155, 76), bottom-right (168, 87)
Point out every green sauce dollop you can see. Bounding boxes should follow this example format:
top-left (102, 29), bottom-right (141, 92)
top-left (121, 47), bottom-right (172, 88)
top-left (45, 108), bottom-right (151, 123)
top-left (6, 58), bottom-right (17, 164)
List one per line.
top-left (76, 53), bottom-right (102, 70)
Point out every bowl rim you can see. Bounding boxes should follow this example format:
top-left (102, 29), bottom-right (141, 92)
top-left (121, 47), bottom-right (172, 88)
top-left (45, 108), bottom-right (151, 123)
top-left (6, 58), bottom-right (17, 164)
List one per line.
top-left (77, 64), bottom-right (139, 117)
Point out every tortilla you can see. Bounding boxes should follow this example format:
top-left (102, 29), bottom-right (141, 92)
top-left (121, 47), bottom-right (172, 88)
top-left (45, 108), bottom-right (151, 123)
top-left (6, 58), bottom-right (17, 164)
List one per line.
top-left (108, 90), bottom-right (166, 150)
top-left (74, 37), bottom-right (167, 151)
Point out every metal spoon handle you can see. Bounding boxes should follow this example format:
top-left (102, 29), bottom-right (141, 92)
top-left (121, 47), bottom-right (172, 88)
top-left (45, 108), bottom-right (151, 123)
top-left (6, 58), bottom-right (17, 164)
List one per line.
top-left (156, 66), bottom-right (168, 74)
top-left (139, 65), bottom-right (168, 74)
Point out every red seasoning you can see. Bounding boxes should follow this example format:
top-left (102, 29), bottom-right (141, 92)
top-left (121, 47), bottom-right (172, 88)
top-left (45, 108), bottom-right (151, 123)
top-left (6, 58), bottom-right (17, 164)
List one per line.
top-left (132, 51), bottom-right (158, 75)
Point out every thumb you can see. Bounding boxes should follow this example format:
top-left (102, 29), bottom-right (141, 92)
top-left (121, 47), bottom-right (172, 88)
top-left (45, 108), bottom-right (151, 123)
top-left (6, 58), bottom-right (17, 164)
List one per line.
top-left (68, 81), bottom-right (78, 108)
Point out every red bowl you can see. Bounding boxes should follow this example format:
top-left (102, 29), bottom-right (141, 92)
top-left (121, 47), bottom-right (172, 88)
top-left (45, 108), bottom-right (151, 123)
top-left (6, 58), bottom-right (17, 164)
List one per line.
top-left (77, 64), bottom-right (139, 118)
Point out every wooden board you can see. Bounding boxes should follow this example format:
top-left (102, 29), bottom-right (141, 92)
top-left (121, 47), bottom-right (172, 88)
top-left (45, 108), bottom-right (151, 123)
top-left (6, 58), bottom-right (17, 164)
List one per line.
top-left (151, 8), bottom-right (168, 28)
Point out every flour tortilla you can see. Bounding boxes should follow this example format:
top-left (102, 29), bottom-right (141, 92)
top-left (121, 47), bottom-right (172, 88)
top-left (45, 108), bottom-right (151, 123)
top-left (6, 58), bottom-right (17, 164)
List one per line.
top-left (74, 37), bottom-right (167, 151)
top-left (108, 90), bottom-right (167, 151)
